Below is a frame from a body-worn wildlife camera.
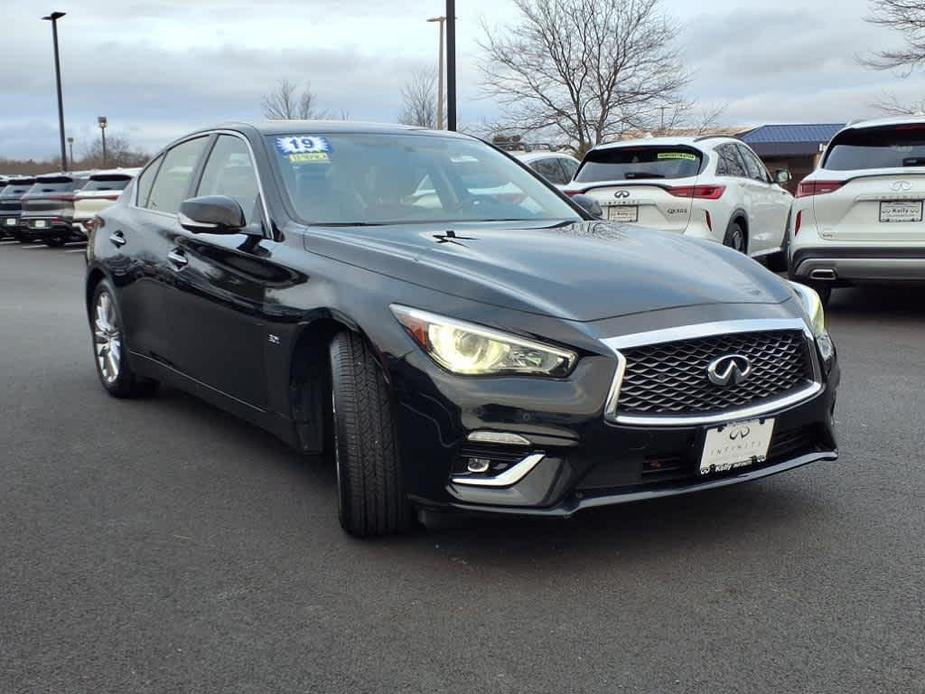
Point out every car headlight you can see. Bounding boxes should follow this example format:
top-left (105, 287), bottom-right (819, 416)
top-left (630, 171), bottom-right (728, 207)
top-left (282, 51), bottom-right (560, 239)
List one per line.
top-left (789, 281), bottom-right (835, 369)
top-left (789, 281), bottom-right (825, 336)
top-left (391, 305), bottom-right (577, 377)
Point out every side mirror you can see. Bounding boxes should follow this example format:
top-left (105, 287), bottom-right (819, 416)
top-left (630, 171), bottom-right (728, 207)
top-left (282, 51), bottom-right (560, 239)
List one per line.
top-left (570, 193), bottom-right (603, 220)
top-left (775, 169), bottom-right (791, 185)
top-left (179, 195), bottom-right (246, 234)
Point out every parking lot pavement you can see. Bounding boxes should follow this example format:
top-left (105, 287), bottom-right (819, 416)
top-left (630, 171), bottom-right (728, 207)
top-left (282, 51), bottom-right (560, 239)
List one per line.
top-left (0, 239), bottom-right (923, 694)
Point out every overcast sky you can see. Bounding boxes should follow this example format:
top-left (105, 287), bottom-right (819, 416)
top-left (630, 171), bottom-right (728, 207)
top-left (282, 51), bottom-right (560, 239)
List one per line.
top-left (2, 0), bottom-right (923, 160)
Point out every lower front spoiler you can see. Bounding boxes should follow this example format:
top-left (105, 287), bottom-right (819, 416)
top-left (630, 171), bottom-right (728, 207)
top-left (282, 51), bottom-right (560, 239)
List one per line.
top-left (440, 449), bottom-right (838, 518)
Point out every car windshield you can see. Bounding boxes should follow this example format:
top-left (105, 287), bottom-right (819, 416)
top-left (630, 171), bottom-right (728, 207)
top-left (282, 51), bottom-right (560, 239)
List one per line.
top-left (267, 132), bottom-right (581, 225)
top-left (575, 145), bottom-right (703, 182)
top-left (823, 125), bottom-right (925, 170)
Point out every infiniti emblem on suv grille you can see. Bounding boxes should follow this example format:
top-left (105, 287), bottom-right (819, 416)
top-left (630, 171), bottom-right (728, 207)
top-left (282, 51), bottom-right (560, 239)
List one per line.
top-left (707, 354), bottom-right (751, 387)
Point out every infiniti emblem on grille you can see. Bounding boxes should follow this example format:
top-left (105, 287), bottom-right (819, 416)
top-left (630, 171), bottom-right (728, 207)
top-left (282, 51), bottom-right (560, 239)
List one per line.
top-left (707, 354), bottom-right (751, 387)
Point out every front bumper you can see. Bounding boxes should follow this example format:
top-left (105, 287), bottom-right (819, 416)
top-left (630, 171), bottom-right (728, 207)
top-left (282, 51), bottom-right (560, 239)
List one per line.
top-left (393, 328), bottom-right (839, 518)
top-left (791, 247), bottom-right (925, 283)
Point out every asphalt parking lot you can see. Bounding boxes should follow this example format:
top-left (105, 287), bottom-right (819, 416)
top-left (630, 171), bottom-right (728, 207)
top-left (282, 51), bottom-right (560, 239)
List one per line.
top-left (1, 238), bottom-right (923, 694)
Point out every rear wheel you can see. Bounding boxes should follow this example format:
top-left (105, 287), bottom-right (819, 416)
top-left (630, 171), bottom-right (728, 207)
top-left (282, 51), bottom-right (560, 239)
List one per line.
top-left (90, 279), bottom-right (157, 398)
top-left (42, 237), bottom-right (67, 248)
top-left (329, 331), bottom-right (411, 537)
top-left (723, 220), bottom-right (747, 254)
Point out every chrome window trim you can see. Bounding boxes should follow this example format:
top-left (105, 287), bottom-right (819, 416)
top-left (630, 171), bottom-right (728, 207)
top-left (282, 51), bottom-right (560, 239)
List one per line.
top-left (601, 318), bottom-right (822, 427)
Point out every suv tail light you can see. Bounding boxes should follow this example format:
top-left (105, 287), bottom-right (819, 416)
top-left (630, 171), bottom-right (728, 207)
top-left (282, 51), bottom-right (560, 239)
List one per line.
top-left (667, 185), bottom-right (725, 199)
top-left (796, 180), bottom-right (843, 198)
top-left (564, 190), bottom-right (584, 197)
top-left (46, 194), bottom-right (77, 202)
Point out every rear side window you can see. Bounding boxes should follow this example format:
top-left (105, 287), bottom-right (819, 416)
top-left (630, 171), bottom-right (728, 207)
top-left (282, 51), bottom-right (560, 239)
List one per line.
top-left (716, 144), bottom-right (747, 177)
top-left (531, 157), bottom-right (569, 185)
top-left (146, 137), bottom-right (210, 214)
top-left (575, 146), bottom-right (703, 183)
top-left (559, 157), bottom-right (578, 182)
top-left (136, 155), bottom-right (163, 207)
top-left (737, 144), bottom-right (770, 183)
top-left (82, 175), bottom-right (132, 192)
top-left (823, 125), bottom-right (925, 170)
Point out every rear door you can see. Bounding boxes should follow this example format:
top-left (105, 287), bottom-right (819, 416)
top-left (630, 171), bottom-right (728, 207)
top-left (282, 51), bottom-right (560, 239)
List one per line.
top-left (736, 144), bottom-right (791, 253)
top-left (814, 124), bottom-right (925, 243)
top-left (573, 145), bottom-right (703, 230)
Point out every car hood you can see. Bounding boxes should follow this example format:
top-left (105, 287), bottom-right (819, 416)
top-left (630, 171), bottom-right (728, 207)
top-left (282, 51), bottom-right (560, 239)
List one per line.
top-left (301, 220), bottom-right (793, 322)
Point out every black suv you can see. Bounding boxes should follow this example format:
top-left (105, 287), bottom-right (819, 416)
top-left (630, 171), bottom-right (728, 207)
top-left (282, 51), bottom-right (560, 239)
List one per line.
top-left (20, 173), bottom-right (91, 246)
top-left (0, 177), bottom-right (36, 240)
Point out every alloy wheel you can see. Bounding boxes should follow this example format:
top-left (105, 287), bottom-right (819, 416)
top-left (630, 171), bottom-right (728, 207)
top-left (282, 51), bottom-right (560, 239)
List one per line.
top-left (93, 291), bottom-right (122, 383)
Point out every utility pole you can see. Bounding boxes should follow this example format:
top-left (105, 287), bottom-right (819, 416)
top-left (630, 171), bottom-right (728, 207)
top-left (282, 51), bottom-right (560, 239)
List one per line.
top-left (426, 16), bottom-right (446, 129)
top-left (446, 0), bottom-right (456, 131)
top-left (42, 11), bottom-right (68, 171)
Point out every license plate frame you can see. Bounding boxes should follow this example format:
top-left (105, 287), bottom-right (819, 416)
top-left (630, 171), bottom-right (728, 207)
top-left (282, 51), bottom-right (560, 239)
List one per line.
top-left (606, 205), bottom-right (638, 223)
top-left (879, 200), bottom-right (923, 223)
top-left (699, 418), bottom-right (775, 476)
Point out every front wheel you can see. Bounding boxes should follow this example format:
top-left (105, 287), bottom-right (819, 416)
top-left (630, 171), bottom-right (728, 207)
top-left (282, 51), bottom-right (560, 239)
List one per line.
top-left (329, 332), bottom-right (411, 537)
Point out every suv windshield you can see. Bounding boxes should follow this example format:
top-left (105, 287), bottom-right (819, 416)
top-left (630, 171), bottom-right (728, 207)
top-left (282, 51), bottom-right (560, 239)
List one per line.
top-left (267, 132), bottom-right (581, 225)
top-left (575, 145), bottom-right (703, 183)
top-left (81, 175), bottom-right (132, 191)
top-left (823, 125), bottom-right (925, 170)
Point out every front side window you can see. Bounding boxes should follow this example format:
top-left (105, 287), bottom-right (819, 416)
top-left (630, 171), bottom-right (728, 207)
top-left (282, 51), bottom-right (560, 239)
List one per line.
top-left (267, 132), bottom-right (581, 225)
top-left (146, 137), bottom-right (209, 214)
top-left (823, 124), bottom-right (925, 170)
top-left (737, 144), bottom-right (769, 182)
top-left (575, 146), bottom-right (703, 183)
top-left (196, 135), bottom-right (260, 225)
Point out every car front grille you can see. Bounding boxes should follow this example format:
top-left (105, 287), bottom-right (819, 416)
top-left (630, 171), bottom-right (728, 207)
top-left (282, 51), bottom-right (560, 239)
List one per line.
top-left (617, 330), bottom-right (814, 416)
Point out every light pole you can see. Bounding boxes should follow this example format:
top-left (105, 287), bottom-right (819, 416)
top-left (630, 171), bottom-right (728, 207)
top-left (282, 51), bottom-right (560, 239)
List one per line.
top-left (426, 16), bottom-right (446, 130)
top-left (67, 136), bottom-right (74, 165)
top-left (446, 0), bottom-right (456, 131)
top-left (98, 116), bottom-right (108, 165)
top-left (42, 11), bottom-right (68, 172)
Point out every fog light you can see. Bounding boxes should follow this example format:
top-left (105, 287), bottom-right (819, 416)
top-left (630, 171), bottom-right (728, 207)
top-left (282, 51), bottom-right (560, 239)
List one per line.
top-left (467, 457), bottom-right (491, 473)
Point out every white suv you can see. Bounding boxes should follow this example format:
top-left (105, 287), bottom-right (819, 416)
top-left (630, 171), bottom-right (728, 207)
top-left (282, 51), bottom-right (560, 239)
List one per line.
top-left (563, 136), bottom-right (793, 266)
top-left (789, 116), bottom-right (925, 304)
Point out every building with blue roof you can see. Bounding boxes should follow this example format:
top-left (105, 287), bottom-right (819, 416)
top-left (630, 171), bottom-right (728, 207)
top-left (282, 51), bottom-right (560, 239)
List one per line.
top-left (738, 123), bottom-right (845, 191)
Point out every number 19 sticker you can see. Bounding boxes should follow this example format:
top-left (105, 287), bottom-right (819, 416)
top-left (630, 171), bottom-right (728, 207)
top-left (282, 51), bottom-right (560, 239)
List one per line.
top-left (276, 136), bottom-right (332, 155)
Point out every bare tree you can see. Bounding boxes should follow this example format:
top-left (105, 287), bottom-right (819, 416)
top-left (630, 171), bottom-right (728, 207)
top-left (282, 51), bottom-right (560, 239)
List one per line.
top-left (870, 90), bottom-right (925, 114)
top-left (479, 0), bottom-right (690, 155)
top-left (80, 135), bottom-right (150, 169)
top-left (398, 68), bottom-right (438, 128)
top-left (862, 0), bottom-right (925, 72)
top-left (262, 79), bottom-right (319, 119)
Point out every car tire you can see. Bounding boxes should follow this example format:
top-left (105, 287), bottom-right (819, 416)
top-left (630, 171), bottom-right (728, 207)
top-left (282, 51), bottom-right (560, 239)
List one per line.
top-left (42, 237), bottom-right (67, 248)
top-left (329, 331), bottom-right (411, 537)
top-left (723, 220), bottom-right (747, 254)
top-left (90, 279), bottom-right (157, 398)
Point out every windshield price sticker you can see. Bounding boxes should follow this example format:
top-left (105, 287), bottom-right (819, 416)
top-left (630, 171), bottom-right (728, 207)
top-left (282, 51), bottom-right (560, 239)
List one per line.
top-left (657, 152), bottom-right (697, 161)
top-left (289, 152), bottom-right (330, 164)
top-left (276, 136), bottom-right (332, 155)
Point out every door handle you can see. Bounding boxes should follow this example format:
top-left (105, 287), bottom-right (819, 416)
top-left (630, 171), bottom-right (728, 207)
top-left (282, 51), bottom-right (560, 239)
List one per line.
top-left (109, 231), bottom-right (126, 247)
top-left (167, 249), bottom-right (188, 268)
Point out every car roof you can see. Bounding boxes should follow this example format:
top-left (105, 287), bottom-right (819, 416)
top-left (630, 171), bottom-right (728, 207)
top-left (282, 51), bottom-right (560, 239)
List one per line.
top-left (840, 115), bottom-right (925, 131)
top-left (202, 120), bottom-right (472, 139)
top-left (514, 151), bottom-right (578, 163)
top-left (589, 135), bottom-right (737, 153)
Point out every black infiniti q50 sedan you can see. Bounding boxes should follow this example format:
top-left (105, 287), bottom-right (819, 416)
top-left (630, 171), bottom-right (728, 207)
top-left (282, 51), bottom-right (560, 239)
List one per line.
top-left (85, 121), bottom-right (839, 537)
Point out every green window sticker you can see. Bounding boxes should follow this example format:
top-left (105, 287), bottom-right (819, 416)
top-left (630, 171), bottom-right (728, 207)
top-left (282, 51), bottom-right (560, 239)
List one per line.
top-left (657, 152), bottom-right (697, 161)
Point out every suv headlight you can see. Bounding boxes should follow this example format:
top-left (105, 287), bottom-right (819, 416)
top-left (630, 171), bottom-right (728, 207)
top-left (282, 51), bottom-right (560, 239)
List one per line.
top-left (392, 305), bottom-right (577, 377)
top-left (789, 281), bottom-right (834, 368)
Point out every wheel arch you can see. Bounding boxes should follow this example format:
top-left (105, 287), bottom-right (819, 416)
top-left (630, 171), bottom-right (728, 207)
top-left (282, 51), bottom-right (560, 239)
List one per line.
top-left (85, 266), bottom-right (108, 316)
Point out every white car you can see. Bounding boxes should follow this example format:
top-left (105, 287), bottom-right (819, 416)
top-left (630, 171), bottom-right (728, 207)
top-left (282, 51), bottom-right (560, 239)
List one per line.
top-left (789, 116), bottom-right (925, 304)
top-left (513, 151), bottom-right (580, 188)
top-left (73, 169), bottom-right (139, 236)
top-left (563, 137), bottom-right (793, 266)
